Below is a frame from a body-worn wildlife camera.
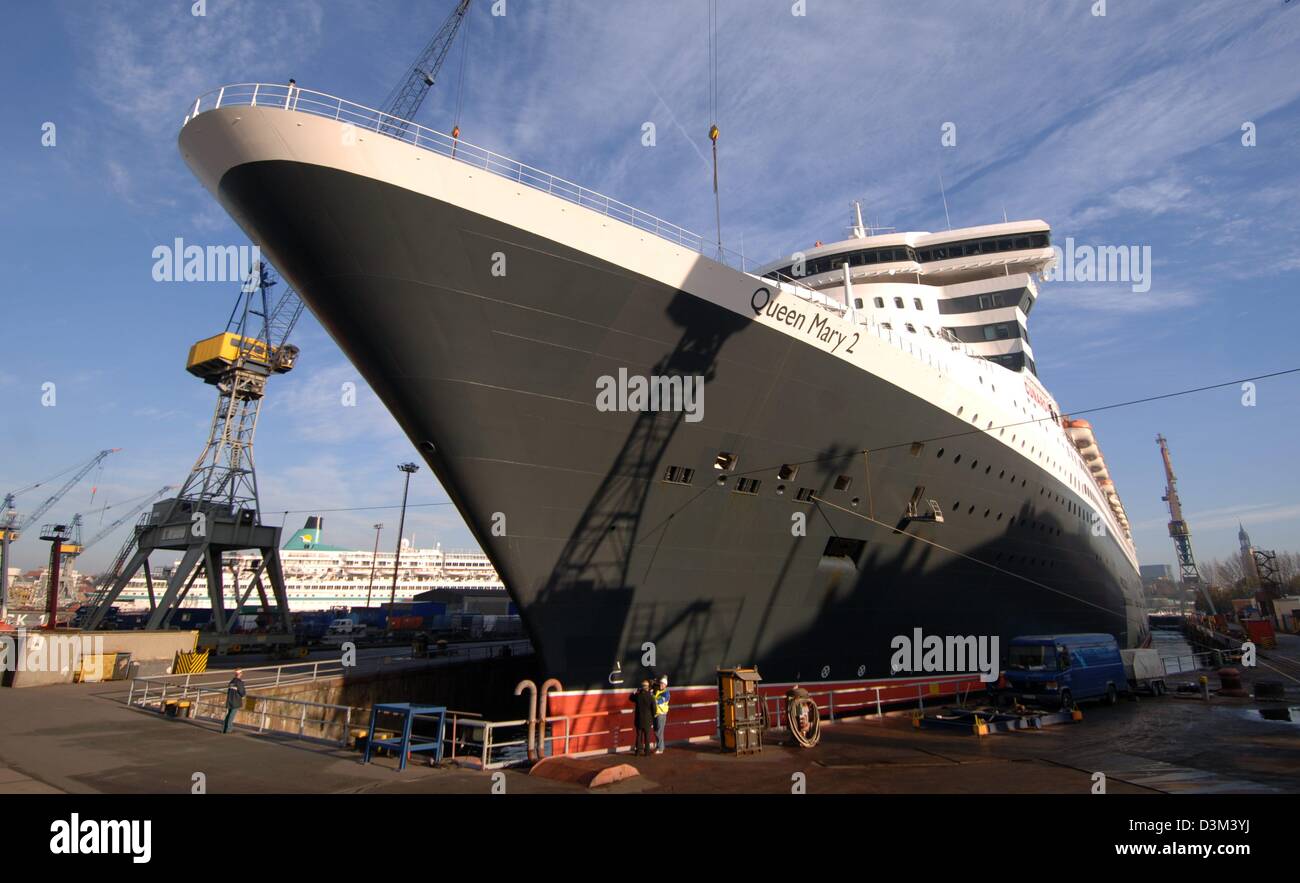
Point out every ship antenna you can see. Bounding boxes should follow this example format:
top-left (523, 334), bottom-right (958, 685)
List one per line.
top-left (852, 200), bottom-right (867, 239)
top-left (938, 167), bottom-right (952, 231)
top-left (708, 0), bottom-right (722, 258)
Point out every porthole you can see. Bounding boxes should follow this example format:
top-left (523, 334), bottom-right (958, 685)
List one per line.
top-left (850, 497), bottom-right (860, 508)
top-left (957, 406), bottom-right (964, 416)
top-left (968, 505), bottom-right (975, 515)
top-left (936, 448), bottom-right (945, 458)
top-left (954, 454), bottom-right (962, 464)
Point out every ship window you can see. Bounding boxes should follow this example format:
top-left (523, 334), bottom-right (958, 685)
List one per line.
top-left (714, 452), bottom-right (737, 471)
top-left (913, 298), bottom-right (923, 310)
top-left (910, 442), bottom-right (925, 457)
top-left (778, 464), bottom-right (798, 481)
top-left (854, 298), bottom-right (864, 309)
top-left (905, 323), bottom-right (916, 334)
top-left (734, 477), bottom-right (761, 494)
top-left (894, 297), bottom-right (904, 309)
top-left (873, 297), bottom-right (884, 308)
top-left (794, 487), bottom-right (816, 502)
top-left (834, 475), bottom-right (852, 491)
top-left (663, 466), bottom-right (695, 485)
top-left (881, 322), bottom-right (892, 330)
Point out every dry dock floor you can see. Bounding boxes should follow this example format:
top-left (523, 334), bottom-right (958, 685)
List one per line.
top-left (1, 641), bottom-right (1296, 796)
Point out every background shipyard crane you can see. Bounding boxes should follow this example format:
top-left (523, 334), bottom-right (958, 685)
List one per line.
top-left (55, 486), bottom-right (175, 612)
top-left (81, 263), bottom-right (304, 640)
top-left (1, 448), bottom-right (120, 621)
top-left (1156, 433), bottom-right (1217, 617)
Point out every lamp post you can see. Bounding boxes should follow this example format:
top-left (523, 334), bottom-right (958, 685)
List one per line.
top-left (389, 463), bottom-right (419, 606)
top-left (364, 523), bottom-right (384, 608)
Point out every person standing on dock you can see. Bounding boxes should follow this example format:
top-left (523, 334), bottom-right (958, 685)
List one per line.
top-left (222, 669), bottom-right (246, 734)
top-left (630, 679), bottom-right (655, 756)
top-left (653, 675), bottom-right (670, 754)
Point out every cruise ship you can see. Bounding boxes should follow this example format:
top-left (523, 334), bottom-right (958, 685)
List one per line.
top-left (111, 517), bottom-right (508, 612)
top-left (178, 82), bottom-right (1145, 692)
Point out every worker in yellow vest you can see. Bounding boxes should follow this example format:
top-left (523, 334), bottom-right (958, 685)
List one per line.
top-left (652, 675), bottom-right (670, 754)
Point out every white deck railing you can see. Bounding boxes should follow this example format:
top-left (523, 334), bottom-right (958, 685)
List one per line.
top-left (183, 82), bottom-right (823, 302)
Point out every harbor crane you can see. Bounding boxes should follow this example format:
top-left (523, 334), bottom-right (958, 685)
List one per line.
top-left (378, 0), bottom-right (472, 136)
top-left (1156, 433), bottom-right (1217, 617)
top-left (1, 448), bottom-right (120, 620)
top-left (53, 485), bottom-right (175, 603)
top-left (81, 263), bottom-right (304, 639)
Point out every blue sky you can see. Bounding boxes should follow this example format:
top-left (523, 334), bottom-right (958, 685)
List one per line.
top-left (1, 0), bottom-right (1298, 573)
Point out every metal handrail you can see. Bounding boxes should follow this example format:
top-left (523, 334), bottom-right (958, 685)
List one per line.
top-left (128, 657), bottom-right (347, 707)
top-left (183, 82), bottom-right (827, 307)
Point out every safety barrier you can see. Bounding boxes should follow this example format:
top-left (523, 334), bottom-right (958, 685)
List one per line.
top-left (128, 657), bottom-right (350, 709)
top-left (538, 674), bottom-right (983, 759)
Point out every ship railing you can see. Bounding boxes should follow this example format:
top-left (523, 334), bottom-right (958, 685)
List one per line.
top-left (183, 83), bottom-right (829, 312)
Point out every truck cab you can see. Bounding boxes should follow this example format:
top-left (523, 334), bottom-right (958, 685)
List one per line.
top-left (1005, 633), bottom-right (1127, 710)
top-left (325, 618), bottom-right (367, 641)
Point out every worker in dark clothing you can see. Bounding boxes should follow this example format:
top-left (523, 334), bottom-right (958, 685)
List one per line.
top-left (222, 669), bottom-right (246, 734)
top-left (629, 679), bottom-right (655, 756)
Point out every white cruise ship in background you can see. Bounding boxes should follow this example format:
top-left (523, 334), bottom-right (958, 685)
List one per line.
top-left (112, 517), bottom-right (509, 611)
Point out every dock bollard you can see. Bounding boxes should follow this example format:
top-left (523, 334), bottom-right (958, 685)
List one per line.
top-left (1199, 675), bottom-right (1209, 700)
